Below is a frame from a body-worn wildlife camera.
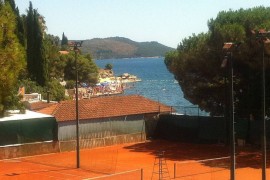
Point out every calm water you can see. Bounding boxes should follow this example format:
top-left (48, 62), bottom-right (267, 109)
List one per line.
top-left (95, 57), bottom-right (206, 115)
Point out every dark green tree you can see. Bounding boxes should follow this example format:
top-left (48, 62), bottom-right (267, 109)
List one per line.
top-left (84, 54), bottom-right (99, 84)
top-left (4, 0), bottom-right (25, 46)
top-left (61, 32), bottom-right (68, 50)
top-left (165, 7), bottom-right (270, 118)
top-left (63, 53), bottom-right (99, 85)
top-left (0, 2), bottom-right (26, 117)
top-left (164, 51), bottom-right (179, 73)
top-left (26, 2), bottom-right (34, 80)
top-left (46, 79), bottom-right (65, 102)
top-left (44, 34), bottom-right (64, 79)
top-left (105, 63), bottom-right (113, 70)
top-left (4, 0), bottom-right (15, 10)
top-left (26, 2), bottom-right (47, 86)
top-left (15, 7), bottom-right (25, 46)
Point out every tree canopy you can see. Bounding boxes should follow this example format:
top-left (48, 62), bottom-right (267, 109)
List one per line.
top-left (0, 1), bottom-right (99, 116)
top-left (26, 1), bottom-right (47, 87)
top-left (61, 32), bottom-right (68, 50)
top-left (0, 2), bottom-right (26, 117)
top-left (105, 63), bottom-right (113, 70)
top-left (63, 53), bottom-right (99, 86)
top-left (165, 6), bottom-right (270, 118)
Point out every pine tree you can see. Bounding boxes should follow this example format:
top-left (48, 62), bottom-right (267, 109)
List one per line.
top-left (4, 0), bottom-right (25, 46)
top-left (0, 2), bottom-right (26, 117)
top-left (4, 0), bottom-right (15, 11)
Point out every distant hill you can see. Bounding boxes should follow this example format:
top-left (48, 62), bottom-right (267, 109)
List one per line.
top-left (79, 37), bottom-right (175, 59)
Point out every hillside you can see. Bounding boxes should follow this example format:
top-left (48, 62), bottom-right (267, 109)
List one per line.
top-left (80, 37), bottom-right (175, 59)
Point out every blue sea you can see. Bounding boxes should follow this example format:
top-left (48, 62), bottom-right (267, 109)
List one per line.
top-left (95, 57), bottom-right (207, 115)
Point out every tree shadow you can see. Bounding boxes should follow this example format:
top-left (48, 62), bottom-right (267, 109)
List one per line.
top-left (124, 139), bottom-right (269, 169)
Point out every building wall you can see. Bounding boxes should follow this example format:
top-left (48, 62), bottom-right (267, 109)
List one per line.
top-left (58, 115), bottom-right (145, 141)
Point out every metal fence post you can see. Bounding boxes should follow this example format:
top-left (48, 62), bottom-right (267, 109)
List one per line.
top-left (174, 162), bottom-right (176, 179)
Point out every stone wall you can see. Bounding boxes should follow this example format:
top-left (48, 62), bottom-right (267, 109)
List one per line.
top-left (0, 141), bottom-right (59, 160)
top-left (0, 132), bottom-right (146, 160)
top-left (60, 132), bottom-right (146, 152)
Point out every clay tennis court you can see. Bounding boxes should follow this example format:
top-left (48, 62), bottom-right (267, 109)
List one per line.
top-left (0, 139), bottom-right (269, 179)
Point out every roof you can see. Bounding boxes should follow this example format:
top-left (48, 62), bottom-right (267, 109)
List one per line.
top-left (37, 95), bottom-right (172, 122)
top-left (26, 101), bottom-right (58, 111)
top-left (0, 110), bottom-right (53, 122)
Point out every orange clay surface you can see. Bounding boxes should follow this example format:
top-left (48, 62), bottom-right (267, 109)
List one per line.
top-left (0, 140), bottom-right (269, 180)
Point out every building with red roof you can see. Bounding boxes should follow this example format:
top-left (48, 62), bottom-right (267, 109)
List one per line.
top-left (37, 95), bottom-right (172, 142)
top-left (25, 101), bottom-right (57, 111)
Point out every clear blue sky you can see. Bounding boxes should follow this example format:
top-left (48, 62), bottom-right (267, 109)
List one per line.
top-left (16, 0), bottom-right (270, 48)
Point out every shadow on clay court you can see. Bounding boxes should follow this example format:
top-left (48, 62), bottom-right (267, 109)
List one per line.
top-left (123, 139), bottom-right (270, 170)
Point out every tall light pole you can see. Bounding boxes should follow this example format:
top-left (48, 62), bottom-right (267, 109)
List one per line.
top-left (255, 29), bottom-right (270, 180)
top-left (222, 42), bottom-right (240, 180)
top-left (69, 41), bottom-right (83, 168)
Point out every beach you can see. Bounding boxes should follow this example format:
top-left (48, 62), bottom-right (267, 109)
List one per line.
top-left (65, 72), bottom-right (141, 99)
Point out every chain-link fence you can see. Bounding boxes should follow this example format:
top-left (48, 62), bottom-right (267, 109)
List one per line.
top-left (170, 105), bottom-right (209, 116)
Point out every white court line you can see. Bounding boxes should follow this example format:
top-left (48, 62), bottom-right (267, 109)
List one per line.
top-left (83, 169), bottom-right (141, 180)
top-left (174, 156), bottom-right (230, 165)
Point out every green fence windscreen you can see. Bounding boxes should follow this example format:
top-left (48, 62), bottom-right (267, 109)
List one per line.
top-left (0, 117), bottom-right (57, 146)
top-left (156, 115), bottom-right (226, 143)
top-left (156, 114), bottom-right (270, 145)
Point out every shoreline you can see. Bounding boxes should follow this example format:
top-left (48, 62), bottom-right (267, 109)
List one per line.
top-left (66, 73), bottom-right (141, 99)
top-left (94, 56), bottom-right (164, 61)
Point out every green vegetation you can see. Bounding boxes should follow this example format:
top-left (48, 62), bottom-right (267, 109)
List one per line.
top-left (26, 2), bottom-right (47, 86)
top-left (61, 32), bottom-right (68, 50)
top-left (0, 1), bottom-right (99, 117)
top-left (0, 1), bottom-right (26, 116)
top-left (81, 37), bottom-right (175, 59)
top-left (165, 6), bottom-right (270, 119)
top-left (63, 52), bottom-right (99, 86)
top-left (105, 63), bottom-right (113, 70)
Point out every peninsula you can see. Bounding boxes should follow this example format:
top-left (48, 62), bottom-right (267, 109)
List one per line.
top-left (79, 37), bottom-right (175, 59)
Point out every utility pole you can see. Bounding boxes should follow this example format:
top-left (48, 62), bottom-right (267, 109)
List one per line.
top-left (255, 29), bottom-right (270, 180)
top-left (222, 42), bottom-right (241, 180)
top-left (69, 41), bottom-right (83, 168)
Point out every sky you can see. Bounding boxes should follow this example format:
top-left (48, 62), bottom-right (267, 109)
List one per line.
top-left (15, 0), bottom-right (270, 48)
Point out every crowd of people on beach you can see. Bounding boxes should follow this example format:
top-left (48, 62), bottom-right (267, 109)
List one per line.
top-left (67, 71), bottom-right (140, 100)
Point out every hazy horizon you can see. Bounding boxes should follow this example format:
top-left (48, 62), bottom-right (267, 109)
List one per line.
top-left (16, 0), bottom-right (270, 48)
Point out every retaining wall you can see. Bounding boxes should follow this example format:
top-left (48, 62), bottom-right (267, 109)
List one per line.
top-left (0, 141), bottom-right (59, 160)
top-left (0, 132), bottom-right (146, 160)
top-left (60, 132), bottom-right (146, 152)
